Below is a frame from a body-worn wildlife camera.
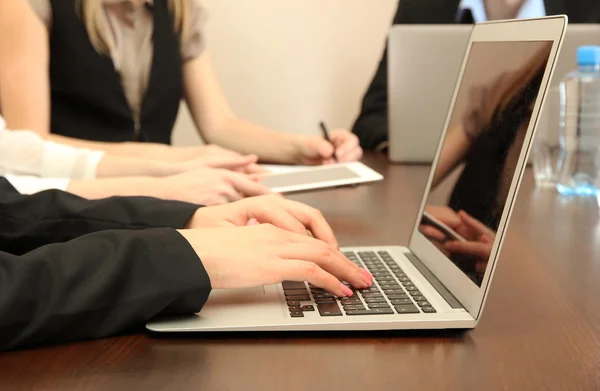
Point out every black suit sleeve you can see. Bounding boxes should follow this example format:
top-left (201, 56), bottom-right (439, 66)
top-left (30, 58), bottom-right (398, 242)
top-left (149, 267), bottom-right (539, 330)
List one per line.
top-left (0, 227), bottom-right (211, 351)
top-left (0, 178), bottom-right (200, 255)
top-left (351, 0), bottom-right (460, 150)
top-left (0, 177), bottom-right (210, 350)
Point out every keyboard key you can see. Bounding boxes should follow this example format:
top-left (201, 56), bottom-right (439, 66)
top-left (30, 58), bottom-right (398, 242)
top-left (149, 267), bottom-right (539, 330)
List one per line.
top-left (313, 292), bottom-right (335, 299)
top-left (383, 288), bottom-right (405, 294)
top-left (422, 307), bottom-right (437, 313)
top-left (413, 296), bottom-right (427, 302)
top-left (282, 281), bottom-right (307, 290)
top-left (417, 301), bottom-right (431, 307)
top-left (409, 291), bottom-right (422, 297)
top-left (359, 288), bottom-right (380, 294)
top-left (405, 286), bottom-right (419, 292)
top-left (365, 297), bottom-right (387, 304)
top-left (386, 293), bottom-right (409, 299)
top-left (301, 305), bottom-right (315, 312)
top-left (379, 283), bottom-right (401, 289)
top-left (290, 311), bottom-right (304, 318)
top-left (343, 304), bottom-right (366, 311)
top-left (318, 303), bottom-right (343, 316)
top-left (346, 308), bottom-right (394, 315)
top-left (286, 295), bottom-right (311, 301)
top-left (340, 298), bottom-right (362, 305)
top-left (286, 300), bottom-right (300, 306)
top-left (288, 305), bottom-right (301, 311)
top-left (367, 303), bottom-right (391, 309)
top-left (361, 293), bottom-right (384, 299)
top-left (390, 298), bottom-right (413, 305)
top-left (315, 298), bottom-right (336, 304)
top-left (397, 276), bottom-right (411, 282)
top-left (377, 276), bottom-right (396, 281)
top-left (395, 304), bottom-right (420, 314)
top-left (285, 289), bottom-right (309, 296)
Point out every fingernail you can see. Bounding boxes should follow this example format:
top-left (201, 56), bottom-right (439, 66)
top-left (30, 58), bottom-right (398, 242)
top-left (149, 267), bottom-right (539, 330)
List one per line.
top-left (360, 268), bottom-right (373, 281)
top-left (340, 284), bottom-right (353, 297)
top-left (246, 218), bottom-right (259, 226)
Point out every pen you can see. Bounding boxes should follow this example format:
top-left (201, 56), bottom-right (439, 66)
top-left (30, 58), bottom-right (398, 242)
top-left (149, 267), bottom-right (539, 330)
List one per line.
top-left (319, 121), bottom-right (338, 162)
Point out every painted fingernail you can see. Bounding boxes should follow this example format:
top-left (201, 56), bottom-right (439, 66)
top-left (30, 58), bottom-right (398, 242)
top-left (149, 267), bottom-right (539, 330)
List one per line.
top-left (340, 284), bottom-right (353, 297)
top-left (246, 218), bottom-right (259, 226)
top-left (360, 268), bottom-right (373, 281)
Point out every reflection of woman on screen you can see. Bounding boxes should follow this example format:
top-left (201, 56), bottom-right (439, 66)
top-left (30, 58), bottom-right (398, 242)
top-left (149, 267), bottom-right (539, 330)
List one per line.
top-left (431, 43), bottom-right (552, 231)
top-left (420, 43), bottom-right (552, 285)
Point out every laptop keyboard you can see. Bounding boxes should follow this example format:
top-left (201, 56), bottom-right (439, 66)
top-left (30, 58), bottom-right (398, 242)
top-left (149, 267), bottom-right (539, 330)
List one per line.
top-left (284, 251), bottom-right (437, 318)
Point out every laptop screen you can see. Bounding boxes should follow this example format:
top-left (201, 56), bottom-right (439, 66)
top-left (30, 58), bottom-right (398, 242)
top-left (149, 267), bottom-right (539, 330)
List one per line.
top-left (417, 40), bottom-right (553, 286)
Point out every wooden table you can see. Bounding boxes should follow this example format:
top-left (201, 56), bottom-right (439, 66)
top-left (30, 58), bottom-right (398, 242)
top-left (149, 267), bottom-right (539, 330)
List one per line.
top-left (2, 154), bottom-right (600, 391)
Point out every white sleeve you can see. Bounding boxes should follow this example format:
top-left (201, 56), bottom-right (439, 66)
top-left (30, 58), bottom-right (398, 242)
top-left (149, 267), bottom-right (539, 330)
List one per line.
top-left (5, 175), bottom-right (71, 194)
top-left (0, 129), bottom-right (104, 179)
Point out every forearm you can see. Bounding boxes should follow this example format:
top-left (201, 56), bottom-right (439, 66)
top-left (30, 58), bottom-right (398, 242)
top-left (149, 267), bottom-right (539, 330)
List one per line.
top-left (66, 176), bottom-right (160, 199)
top-left (45, 134), bottom-right (179, 161)
top-left (96, 155), bottom-right (180, 178)
top-left (202, 117), bottom-right (301, 164)
top-left (0, 228), bottom-right (210, 351)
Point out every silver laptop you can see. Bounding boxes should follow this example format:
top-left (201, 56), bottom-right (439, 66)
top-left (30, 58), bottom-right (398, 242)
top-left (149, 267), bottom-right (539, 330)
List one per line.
top-left (147, 16), bottom-right (566, 333)
top-left (388, 23), bottom-right (599, 163)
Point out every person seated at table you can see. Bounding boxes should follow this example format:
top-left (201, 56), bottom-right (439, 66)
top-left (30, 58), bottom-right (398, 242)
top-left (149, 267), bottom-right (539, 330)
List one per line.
top-left (418, 42), bottom-right (551, 285)
top-left (351, 0), bottom-right (599, 151)
top-left (0, 115), bottom-right (271, 205)
top-left (0, 188), bottom-right (374, 351)
top-left (0, 0), bottom-right (362, 165)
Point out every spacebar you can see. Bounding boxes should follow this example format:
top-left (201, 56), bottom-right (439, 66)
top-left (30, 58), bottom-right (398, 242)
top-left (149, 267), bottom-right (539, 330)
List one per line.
top-left (345, 309), bottom-right (394, 315)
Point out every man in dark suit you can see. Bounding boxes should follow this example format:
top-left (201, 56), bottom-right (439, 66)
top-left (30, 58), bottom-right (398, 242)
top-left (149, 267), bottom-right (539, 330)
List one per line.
top-left (352, 0), bottom-right (600, 151)
top-left (0, 179), bottom-right (368, 351)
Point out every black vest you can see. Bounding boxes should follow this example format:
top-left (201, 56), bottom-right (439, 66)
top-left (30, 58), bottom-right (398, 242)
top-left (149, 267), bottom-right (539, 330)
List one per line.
top-left (48, 0), bottom-right (183, 144)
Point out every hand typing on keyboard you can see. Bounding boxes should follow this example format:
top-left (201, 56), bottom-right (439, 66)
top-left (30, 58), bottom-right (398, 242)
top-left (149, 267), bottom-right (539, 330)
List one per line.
top-left (179, 196), bottom-right (374, 298)
top-left (284, 251), bottom-right (437, 317)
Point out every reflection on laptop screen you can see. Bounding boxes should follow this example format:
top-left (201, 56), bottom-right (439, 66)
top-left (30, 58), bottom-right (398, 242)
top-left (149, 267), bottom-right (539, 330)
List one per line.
top-left (418, 41), bottom-right (553, 286)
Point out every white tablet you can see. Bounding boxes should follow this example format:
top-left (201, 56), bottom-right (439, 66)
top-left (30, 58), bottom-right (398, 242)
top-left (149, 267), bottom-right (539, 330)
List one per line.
top-left (260, 162), bottom-right (383, 194)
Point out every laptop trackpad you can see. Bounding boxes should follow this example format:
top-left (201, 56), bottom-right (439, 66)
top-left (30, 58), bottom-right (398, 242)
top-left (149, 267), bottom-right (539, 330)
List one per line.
top-left (206, 286), bottom-right (267, 306)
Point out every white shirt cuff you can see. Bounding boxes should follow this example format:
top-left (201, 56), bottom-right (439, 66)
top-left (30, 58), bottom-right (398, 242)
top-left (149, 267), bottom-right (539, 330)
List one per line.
top-left (5, 175), bottom-right (70, 194)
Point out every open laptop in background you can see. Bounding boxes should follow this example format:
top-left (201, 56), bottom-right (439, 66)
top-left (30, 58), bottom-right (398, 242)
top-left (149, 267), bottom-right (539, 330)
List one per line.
top-left (147, 16), bottom-right (566, 333)
top-left (388, 24), bottom-right (600, 163)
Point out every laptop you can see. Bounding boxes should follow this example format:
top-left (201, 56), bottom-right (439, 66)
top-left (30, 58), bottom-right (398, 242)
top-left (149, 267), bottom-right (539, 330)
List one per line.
top-left (388, 23), bottom-right (600, 163)
top-left (260, 162), bottom-right (383, 194)
top-left (147, 16), bottom-right (566, 333)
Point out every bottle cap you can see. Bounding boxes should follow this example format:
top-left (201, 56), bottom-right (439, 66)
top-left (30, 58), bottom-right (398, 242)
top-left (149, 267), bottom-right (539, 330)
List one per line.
top-left (577, 46), bottom-right (600, 66)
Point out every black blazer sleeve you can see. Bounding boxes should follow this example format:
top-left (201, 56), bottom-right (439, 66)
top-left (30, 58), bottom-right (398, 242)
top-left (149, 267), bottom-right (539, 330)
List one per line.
top-left (0, 227), bottom-right (211, 351)
top-left (0, 178), bottom-right (200, 255)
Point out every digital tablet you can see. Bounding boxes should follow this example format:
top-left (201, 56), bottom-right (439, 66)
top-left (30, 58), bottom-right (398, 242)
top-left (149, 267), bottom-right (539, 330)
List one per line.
top-left (260, 162), bottom-right (383, 194)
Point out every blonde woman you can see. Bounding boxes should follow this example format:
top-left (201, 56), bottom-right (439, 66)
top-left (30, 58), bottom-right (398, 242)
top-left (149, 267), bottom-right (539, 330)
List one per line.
top-left (0, 0), bottom-right (362, 165)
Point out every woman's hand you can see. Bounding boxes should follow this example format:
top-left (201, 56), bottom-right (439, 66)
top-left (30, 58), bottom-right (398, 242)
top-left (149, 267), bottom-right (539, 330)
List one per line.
top-left (292, 129), bottom-right (363, 165)
top-left (156, 167), bottom-right (272, 205)
top-left (179, 224), bottom-right (373, 296)
top-left (188, 195), bottom-right (338, 247)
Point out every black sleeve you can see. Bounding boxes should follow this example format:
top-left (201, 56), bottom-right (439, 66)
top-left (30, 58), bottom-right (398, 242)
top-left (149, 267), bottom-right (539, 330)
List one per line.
top-left (0, 227), bottom-right (211, 351)
top-left (0, 178), bottom-right (200, 255)
top-left (351, 0), bottom-right (460, 150)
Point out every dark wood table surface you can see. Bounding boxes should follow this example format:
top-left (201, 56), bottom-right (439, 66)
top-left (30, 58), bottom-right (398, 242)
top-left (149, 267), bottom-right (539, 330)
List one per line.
top-left (2, 153), bottom-right (600, 391)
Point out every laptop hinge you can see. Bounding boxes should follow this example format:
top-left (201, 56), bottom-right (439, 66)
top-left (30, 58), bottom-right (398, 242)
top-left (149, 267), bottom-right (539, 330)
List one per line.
top-left (404, 252), bottom-right (463, 309)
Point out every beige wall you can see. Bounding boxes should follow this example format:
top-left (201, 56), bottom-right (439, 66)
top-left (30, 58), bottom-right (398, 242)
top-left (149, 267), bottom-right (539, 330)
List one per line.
top-left (172, 0), bottom-right (398, 146)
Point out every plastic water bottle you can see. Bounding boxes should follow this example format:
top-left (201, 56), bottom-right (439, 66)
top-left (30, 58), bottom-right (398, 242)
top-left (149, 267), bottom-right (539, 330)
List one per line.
top-left (556, 46), bottom-right (600, 197)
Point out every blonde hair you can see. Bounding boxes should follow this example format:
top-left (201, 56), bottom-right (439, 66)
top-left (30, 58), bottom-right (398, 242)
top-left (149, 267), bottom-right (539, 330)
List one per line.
top-left (76, 0), bottom-right (189, 55)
